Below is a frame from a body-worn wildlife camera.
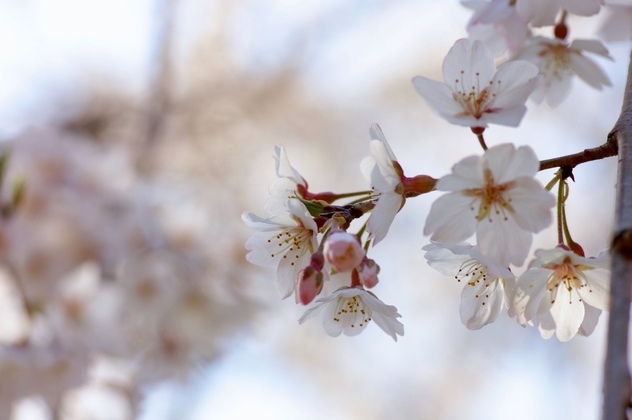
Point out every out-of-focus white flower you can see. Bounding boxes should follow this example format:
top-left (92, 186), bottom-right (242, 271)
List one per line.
top-left (47, 262), bottom-right (126, 356)
top-left (242, 198), bottom-right (319, 299)
top-left (423, 242), bottom-right (516, 330)
top-left (323, 230), bottom-right (365, 272)
top-left (598, 3), bottom-right (632, 42)
top-left (463, 0), bottom-right (530, 56)
top-left (424, 144), bottom-right (555, 268)
top-left (10, 397), bottom-right (53, 420)
top-left (516, 0), bottom-right (603, 27)
top-left (513, 248), bottom-right (610, 342)
top-left (412, 39), bottom-right (541, 129)
top-left (298, 286), bottom-right (404, 341)
top-left (361, 124), bottom-right (435, 246)
top-left (515, 36), bottom-right (613, 107)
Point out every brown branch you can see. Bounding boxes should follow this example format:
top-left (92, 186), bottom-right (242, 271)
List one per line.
top-left (539, 135), bottom-right (618, 171)
top-left (603, 47), bottom-right (632, 420)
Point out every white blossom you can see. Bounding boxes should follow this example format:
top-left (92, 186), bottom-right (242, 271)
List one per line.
top-left (242, 198), bottom-right (319, 299)
top-left (513, 248), bottom-right (610, 341)
top-left (298, 286), bottom-right (404, 341)
top-left (424, 144), bottom-right (555, 268)
top-left (515, 36), bottom-right (613, 107)
top-left (423, 242), bottom-right (516, 329)
top-left (412, 38), bottom-right (541, 128)
top-left (360, 124), bottom-right (405, 245)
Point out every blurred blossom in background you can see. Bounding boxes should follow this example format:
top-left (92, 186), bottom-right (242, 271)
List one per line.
top-left (0, 0), bottom-right (626, 419)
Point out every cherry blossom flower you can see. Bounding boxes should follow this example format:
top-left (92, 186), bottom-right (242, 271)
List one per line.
top-left (361, 124), bottom-right (435, 245)
top-left (412, 38), bottom-right (541, 129)
top-left (513, 247), bottom-right (610, 341)
top-left (242, 198), bottom-right (319, 299)
top-left (516, 0), bottom-right (603, 27)
top-left (463, 0), bottom-right (530, 56)
top-left (423, 242), bottom-right (516, 329)
top-left (515, 36), bottom-right (613, 107)
top-left (424, 143), bottom-right (555, 268)
top-left (298, 286), bottom-right (404, 341)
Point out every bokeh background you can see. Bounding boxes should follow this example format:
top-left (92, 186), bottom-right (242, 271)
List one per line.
top-left (0, 0), bottom-right (628, 419)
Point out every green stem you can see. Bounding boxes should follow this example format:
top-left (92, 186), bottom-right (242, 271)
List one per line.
top-left (330, 190), bottom-right (374, 202)
top-left (544, 172), bottom-right (561, 191)
top-left (347, 195), bottom-right (374, 205)
top-left (560, 182), bottom-right (574, 246)
top-left (556, 178), bottom-right (565, 244)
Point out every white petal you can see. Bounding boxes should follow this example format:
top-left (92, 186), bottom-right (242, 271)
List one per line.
top-left (485, 144), bottom-right (539, 184)
top-left (423, 242), bottom-right (472, 277)
top-left (515, 267), bottom-right (550, 325)
top-left (460, 278), bottom-right (504, 329)
top-left (569, 39), bottom-right (613, 59)
top-left (424, 193), bottom-right (478, 244)
top-left (506, 178), bottom-right (555, 233)
top-left (480, 104), bottom-right (528, 127)
top-left (412, 76), bottom-right (465, 119)
top-left (360, 156), bottom-right (377, 186)
top-left (322, 298), bottom-right (344, 337)
top-left (569, 53), bottom-right (612, 89)
top-left (578, 303), bottom-right (602, 337)
top-left (492, 60), bottom-right (540, 102)
top-left (536, 307), bottom-right (556, 339)
top-left (242, 211), bottom-right (294, 231)
top-left (369, 140), bottom-right (400, 190)
top-left (469, 0), bottom-right (514, 25)
top-left (550, 286), bottom-right (585, 342)
top-left (578, 267), bottom-right (610, 310)
top-left (443, 39), bottom-right (496, 91)
top-left (543, 70), bottom-right (572, 107)
top-left (517, 0), bottom-right (560, 26)
top-left (274, 145), bottom-right (305, 185)
top-left (371, 312), bottom-right (405, 341)
top-left (369, 123), bottom-right (397, 161)
top-left (298, 299), bottom-right (330, 324)
top-left (277, 253), bottom-right (308, 299)
top-left (368, 192), bottom-right (403, 246)
top-left (437, 155), bottom-right (485, 191)
top-left (477, 212), bottom-right (532, 267)
top-left (562, 0), bottom-right (601, 17)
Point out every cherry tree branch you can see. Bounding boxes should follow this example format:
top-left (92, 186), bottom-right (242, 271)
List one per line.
top-left (602, 47), bottom-right (632, 420)
top-left (538, 135), bottom-right (618, 171)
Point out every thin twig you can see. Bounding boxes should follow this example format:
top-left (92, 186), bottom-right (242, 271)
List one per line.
top-left (539, 135), bottom-right (618, 171)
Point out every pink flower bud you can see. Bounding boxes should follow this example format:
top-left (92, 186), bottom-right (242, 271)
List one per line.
top-left (297, 266), bottom-right (324, 305)
top-left (357, 258), bottom-right (380, 288)
top-left (323, 231), bottom-right (365, 272)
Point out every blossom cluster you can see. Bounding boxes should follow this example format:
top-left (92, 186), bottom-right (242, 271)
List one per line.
top-left (243, 0), bottom-right (616, 343)
top-left (0, 129), bottom-right (256, 418)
